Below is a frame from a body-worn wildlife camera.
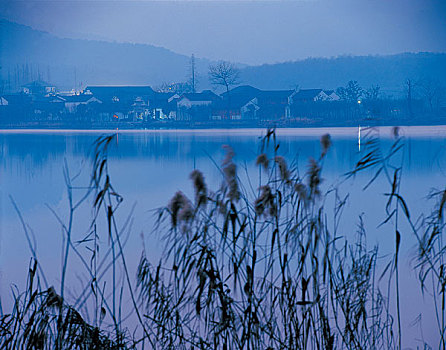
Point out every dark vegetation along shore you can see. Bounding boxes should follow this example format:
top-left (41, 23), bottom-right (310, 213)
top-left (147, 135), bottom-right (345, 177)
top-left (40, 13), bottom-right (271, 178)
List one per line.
top-left (1, 128), bottom-right (446, 349)
top-left (1, 78), bottom-right (444, 130)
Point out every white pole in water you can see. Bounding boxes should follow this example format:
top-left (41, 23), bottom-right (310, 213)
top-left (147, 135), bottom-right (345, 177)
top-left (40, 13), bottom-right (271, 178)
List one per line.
top-left (358, 125), bottom-right (361, 151)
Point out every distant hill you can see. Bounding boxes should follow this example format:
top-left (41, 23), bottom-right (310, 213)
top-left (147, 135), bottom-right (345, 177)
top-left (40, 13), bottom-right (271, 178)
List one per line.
top-left (239, 53), bottom-right (446, 96)
top-left (1, 20), bottom-right (445, 96)
top-left (0, 20), bottom-right (212, 90)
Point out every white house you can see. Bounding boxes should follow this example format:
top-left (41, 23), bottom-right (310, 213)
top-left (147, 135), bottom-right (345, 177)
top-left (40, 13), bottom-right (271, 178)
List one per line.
top-left (176, 91), bottom-right (220, 121)
top-left (177, 91), bottom-right (218, 109)
top-left (0, 97), bottom-right (9, 106)
top-left (21, 81), bottom-right (57, 96)
top-left (291, 89), bottom-right (330, 103)
top-left (62, 95), bottom-right (102, 113)
top-left (323, 90), bottom-right (341, 101)
top-left (167, 94), bottom-right (180, 103)
top-left (211, 97), bottom-right (259, 121)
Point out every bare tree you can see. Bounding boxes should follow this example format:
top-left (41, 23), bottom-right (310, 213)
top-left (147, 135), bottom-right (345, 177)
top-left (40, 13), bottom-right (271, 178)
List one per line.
top-left (208, 61), bottom-right (240, 94)
top-left (418, 77), bottom-right (443, 113)
top-left (405, 79), bottom-right (416, 118)
top-left (364, 85), bottom-right (380, 101)
top-left (336, 80), bottom-right (363, 102)
top-left (362, 85), bottom-right (381, 118)
top-left (156, 81), bottom-right (192, 94)
top-left (188, 54), bottom-right (198, 93)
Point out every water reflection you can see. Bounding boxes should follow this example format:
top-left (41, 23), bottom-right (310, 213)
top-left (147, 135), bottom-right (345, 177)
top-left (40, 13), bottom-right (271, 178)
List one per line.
top-left (0, 127), bottom-right (445, 346)
top-left (2, 129), bottom-right (445, 171)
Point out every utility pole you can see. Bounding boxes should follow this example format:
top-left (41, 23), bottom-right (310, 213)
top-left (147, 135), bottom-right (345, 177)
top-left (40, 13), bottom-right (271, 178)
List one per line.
top-left (190, 54), bottom-right (196, 93)
top-left (406, 79), bottom-right (414, 118)
top-left (74, 67), bottom-right (77, 94)
top-left (8, 68), bottom-right (11, 92)
top-left (0, 66), bottom-right (3, 94)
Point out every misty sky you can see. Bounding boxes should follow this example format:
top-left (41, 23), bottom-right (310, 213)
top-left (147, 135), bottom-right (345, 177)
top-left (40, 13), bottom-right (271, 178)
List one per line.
top-left (1, 0), bottom-right (445, 65)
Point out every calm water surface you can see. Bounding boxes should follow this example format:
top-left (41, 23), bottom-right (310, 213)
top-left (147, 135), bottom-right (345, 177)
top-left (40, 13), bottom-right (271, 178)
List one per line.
top-left (1, 127), bottom-right (445, 347)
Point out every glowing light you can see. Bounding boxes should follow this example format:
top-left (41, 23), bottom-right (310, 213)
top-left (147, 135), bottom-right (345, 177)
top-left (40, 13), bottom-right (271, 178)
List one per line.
top-left (357, 100), bottom-right (361, 104)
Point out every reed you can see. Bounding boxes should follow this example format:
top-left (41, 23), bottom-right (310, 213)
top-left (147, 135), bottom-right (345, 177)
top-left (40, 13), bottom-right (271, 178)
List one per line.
top-left (0, 128), bottom-right (444, 349)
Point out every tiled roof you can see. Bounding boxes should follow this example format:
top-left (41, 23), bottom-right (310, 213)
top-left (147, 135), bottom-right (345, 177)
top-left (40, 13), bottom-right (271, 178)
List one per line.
top-left (182, 90), bottom-right (220, 102)
top-left (62, 95), bottom-right (100, 103)
top-left (293, 89), bottom-right (324, 100)
top-left (215, 95), bottom-right (257, 110)
top-left (221, 85), bottom-right (261, 98)
top-left (258, 90), bottom-right (294, 100)
top-left (1, 94), bottom-right (32, 105)
top-left (86, 86), bottom-right (155, 102)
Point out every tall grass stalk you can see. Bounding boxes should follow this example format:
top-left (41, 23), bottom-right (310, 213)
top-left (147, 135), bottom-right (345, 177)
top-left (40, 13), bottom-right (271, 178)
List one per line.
top-left (0, 129), bottom-right (445, 349)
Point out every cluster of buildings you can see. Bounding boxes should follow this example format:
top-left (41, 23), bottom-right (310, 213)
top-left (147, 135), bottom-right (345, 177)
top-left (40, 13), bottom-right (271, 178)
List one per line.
top-left (0, 80), bottom-right (344, 124)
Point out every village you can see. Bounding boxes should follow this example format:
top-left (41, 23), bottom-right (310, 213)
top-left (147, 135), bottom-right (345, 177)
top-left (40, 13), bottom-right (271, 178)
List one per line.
top-left (0, 79), bottom-right (432, 128)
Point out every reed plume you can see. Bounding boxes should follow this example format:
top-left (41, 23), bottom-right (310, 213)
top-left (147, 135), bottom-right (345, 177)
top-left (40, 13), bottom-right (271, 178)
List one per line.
top-left (255, 185), bottom-right (276, 217)
top-left (320, 133), bottom-right (332, 157)
top-left (222, 145), bottom-right (240, 202)
top-left (274, 155), bottom-right (290, 182)
top-left (256, 153), bottom-right (269, 171)
top-left (190, 169), bottom-right (208, 207)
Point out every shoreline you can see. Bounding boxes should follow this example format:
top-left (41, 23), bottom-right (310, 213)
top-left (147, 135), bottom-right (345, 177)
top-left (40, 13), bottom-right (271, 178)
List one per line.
top-left (2, 124), bottom-right (446, 137)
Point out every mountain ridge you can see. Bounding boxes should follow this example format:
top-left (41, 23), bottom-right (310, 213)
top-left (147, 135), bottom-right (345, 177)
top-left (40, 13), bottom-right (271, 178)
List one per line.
top-left (1, 19), bottom-right (445, 95)
top-left (240, 52), bottom-right (446, 95)
top-left (0, 19), bottom-right (212, 89)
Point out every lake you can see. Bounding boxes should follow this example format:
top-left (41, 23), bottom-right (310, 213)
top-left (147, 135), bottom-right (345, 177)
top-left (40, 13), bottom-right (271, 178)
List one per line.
top-left (1, 126), bottom-right (446, 347)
